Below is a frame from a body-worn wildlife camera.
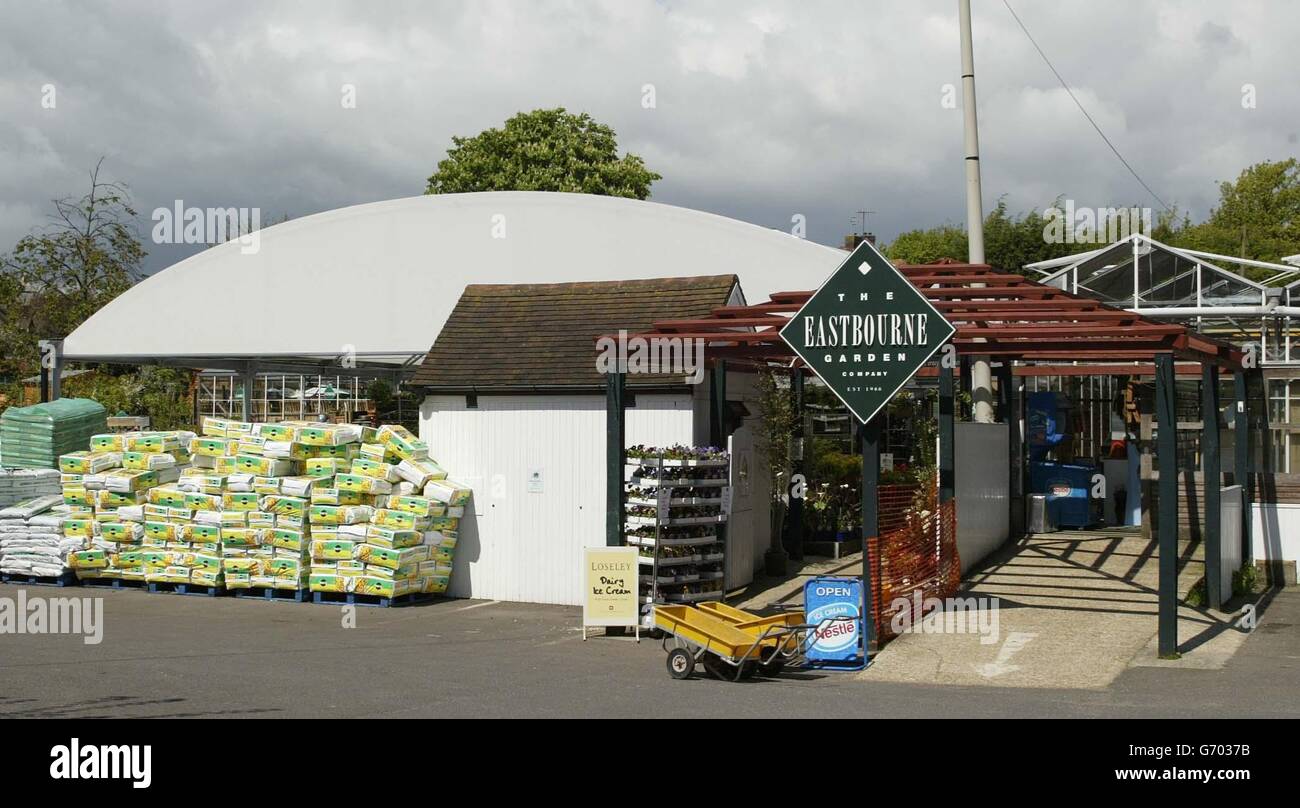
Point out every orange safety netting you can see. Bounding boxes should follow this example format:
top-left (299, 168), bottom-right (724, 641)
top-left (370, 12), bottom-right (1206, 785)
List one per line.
top-left (865, 480), bottom-right (961, 641)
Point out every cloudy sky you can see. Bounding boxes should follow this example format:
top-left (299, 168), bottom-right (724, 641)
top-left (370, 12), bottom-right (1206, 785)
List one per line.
top-left (1, 0), bottom-right (1296, 274)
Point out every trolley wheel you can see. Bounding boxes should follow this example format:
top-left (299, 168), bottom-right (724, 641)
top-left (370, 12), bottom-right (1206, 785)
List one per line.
top-left (738, 661), bottom-right (759, 680)
top-left (702, 654), bottom-right (738, 681)
top-left (666, 648), bottom-right (695, 680)
top-left (758, 647), bottom-right (787, 676)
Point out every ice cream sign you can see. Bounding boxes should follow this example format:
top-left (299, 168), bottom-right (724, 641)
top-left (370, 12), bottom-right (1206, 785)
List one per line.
top-left (803, 576), bottom-right (866, 668)
top-left (581, 546), bottom-right (640, 638)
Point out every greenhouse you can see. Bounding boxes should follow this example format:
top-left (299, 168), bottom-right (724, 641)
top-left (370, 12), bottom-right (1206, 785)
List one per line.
top-left (1029, 233), bottom-right (1300, 473)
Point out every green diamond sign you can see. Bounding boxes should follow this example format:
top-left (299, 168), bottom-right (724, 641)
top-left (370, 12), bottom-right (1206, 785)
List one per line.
top-left (780, 240), bottom-right (956, 424)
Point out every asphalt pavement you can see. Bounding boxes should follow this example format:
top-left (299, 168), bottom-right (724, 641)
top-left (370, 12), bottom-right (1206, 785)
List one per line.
top-left (1, 581), bottom-right (1296, 719)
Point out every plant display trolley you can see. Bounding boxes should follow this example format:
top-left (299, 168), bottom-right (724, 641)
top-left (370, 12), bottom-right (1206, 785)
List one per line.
top-left (624, 446), bottom-right (730, 627)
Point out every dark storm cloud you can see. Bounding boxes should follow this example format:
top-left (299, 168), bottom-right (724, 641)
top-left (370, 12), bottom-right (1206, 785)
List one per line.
top-left (0, 0), bottom-right (1295, 274)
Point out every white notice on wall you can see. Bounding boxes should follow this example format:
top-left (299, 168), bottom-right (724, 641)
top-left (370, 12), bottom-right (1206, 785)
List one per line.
top-left (527, 468), bottom-right (543, 493)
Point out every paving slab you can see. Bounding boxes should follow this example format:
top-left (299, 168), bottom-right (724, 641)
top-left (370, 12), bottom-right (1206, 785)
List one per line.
top-left (858, 530), bottom-right (1251, 689)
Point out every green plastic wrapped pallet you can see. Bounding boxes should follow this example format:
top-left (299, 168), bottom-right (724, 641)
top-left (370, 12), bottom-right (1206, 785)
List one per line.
top-left (0, 398), bottom-right (108, 469)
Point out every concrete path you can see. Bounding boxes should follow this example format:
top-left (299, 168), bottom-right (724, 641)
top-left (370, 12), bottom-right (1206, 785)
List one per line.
top-left (860, 530), bottom-right (1253, 689)
top-left (734, 552), bottom-right (863, 612)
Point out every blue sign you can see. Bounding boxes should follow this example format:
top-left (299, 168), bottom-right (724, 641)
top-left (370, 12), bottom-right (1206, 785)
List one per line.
top-left (803, 576), bottom-right (866, 669)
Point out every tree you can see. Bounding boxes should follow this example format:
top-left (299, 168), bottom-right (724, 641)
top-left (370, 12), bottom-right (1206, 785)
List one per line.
top-left (753, 367), bottom-right (799, 552)
top-left (1166, 159), bottom-right (1300, 263)
top-left (885, 197), bottom-right (1173, 274)
top-left (1, 159), bottom-right (144, 387)
top-left (884, 199), bottom-right (1080, 273)
top-left (64, 365), bottom-right (194, 431)
top-left (424, 108), bottom-right (661, 199)
top-left (883, 223), bottom-right (967, 265)
top-left (982, 198), bottom-right (1082, 273)
top-left (0, 160), bottom-right (195, 425)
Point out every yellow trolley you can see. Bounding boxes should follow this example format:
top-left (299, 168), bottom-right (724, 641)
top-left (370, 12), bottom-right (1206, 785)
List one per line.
top-left (653, 603), bottom-right (852, 681)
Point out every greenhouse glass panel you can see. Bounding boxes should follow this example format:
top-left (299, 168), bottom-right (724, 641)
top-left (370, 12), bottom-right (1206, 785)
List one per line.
top-left (1200, 266), bottom-right (1264, 306)
top-left (1071, 242), bottom-right (1138, 303)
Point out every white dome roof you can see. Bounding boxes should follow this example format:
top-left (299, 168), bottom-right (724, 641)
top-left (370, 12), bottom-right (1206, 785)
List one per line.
top-left (64, 192), bottom-right (844, 365)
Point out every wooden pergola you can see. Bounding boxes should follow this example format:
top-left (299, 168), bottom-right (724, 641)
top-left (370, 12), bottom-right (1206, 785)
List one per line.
top-left (641, 261), bottom-right (1243, 367)
top-left (602, 262), bottom-right (1258, 658)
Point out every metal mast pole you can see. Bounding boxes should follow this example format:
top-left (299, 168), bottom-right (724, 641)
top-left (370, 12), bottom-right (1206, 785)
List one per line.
top-left (960, 0), bottom-right (994, 423)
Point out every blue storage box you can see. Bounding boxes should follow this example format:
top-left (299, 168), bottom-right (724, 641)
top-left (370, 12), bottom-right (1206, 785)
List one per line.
top-left (1029, 461), bottom-right (1098, 529)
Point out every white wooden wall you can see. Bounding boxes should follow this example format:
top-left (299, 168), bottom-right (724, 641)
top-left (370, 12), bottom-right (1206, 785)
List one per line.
top-left (419, 393), bottom-right (693, 605)
top-left (1220, 485), bottom-right (1243, 605)
top-left (955, 422), bottom-right (1011, 573)
top-left (1251, 501), bottom-right (1300, 567)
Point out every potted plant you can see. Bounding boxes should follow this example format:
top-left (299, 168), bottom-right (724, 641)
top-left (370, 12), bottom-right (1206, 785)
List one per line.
top-left (807, 483), bottom-right (834, 541)
top-left (833, 482), bottom-right (858, 541)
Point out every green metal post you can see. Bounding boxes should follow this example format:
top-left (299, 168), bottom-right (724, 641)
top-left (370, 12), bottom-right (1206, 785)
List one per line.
top-left (788, 369), bottom-right (805, 561)
top-left (860, 415), bottom-right (880, 649)
top-left (606, 370), bottom-right (626, 547)
top-left (1234, 371), bottom-right (1252, 564)
top-left (709, 361), bottom-right (730, 581)
top-left (996, 362), bottom-right (1018, 537)
top-left (241, 364), bottom-right (257, 423)
top-left (939, 363), bottom-right (955, 504)
top-left (1155, 353), bottom-right (1178, 657)
top-left (1202, 364), bottom-right (1222, 610)
top-left (710, 360), bottom-right (727, 448)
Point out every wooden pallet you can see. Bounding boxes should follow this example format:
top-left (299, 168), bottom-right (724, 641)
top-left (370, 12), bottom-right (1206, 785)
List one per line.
top-left (78, 576), bottom-right (147, 589)
top-left (146, 581), bottom-right (225, 597)
top-left (231, 586), bottom-right (311, 603)
top-left (0, 571), bottom-right (78, 587)
top-left (309, 589), bottom-right (434, 608)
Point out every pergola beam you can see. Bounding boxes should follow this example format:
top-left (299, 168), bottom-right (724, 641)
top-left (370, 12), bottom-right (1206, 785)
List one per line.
top-left (650, 316), bottom-right (788, 330)
top-left (926, 286), bottom-right (1061, 299)
top-left (904, 273), bottom-right (1033, 284)
top-left (599, 259), bottom-right (1252, 658)
top-left (646, 321), bottom-right (1183, 339)
top-left (996, 363), bottom-right (1224, 378)
top-left (942, 310), bottom-right (1141, 322)
top-left (935, 299), bottom-right (1105, 311)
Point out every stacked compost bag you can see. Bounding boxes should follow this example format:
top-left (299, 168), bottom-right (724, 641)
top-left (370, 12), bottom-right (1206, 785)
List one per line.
top-left (0, 495), bottom-right (72, 577)
top-left (204, 417), bottom-right (318, 592)
top-left (62, 431), bottom-right (192, 585)
top-left (55, 419), bottom-right (467, 599)
top-left (0, 468), bottom-right (61, 509)
top-left (305, 423), bottom-right (466, 599)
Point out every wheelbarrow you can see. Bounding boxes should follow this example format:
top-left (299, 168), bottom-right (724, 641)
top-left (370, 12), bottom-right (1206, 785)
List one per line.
top-left (696, 601), bottom-right (804, 676)
top-left (653, 604), bottom-right (854, 681)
